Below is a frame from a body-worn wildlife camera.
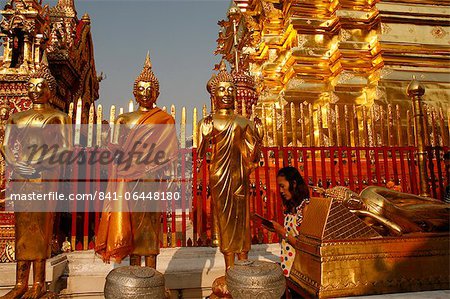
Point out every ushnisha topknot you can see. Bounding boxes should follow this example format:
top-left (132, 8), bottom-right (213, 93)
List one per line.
top-left (29, 53), bottom-right (57, 93)
top-left (133, 51), bottom-right (160, 98)
top-left (208, 59), bottom-right (234, 98)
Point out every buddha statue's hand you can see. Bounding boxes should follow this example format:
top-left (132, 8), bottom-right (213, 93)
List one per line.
top-left (14, 161), bottom-right (39, 178)
top-left (253, 116), bottom-right (263, 138)
top-left (254, 116), bottom-right (262, 127)
top-left (202, 115), bottom-right (213, 137)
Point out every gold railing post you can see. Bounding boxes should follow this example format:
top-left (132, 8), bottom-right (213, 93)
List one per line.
top-left (407, 77), bottom-right (430, 197)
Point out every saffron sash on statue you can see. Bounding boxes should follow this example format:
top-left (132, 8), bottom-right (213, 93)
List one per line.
top-left (95, 108), bottom-right (178, 263)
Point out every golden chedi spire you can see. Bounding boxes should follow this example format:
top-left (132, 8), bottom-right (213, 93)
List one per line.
top-left (133, 51), bottom-right (160, 99)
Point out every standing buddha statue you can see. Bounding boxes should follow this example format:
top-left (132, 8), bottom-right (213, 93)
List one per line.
top-left (95, 52), bottom-right (178, 268)
top-left (0, 55), bottom-right (72, 299)
top-left (197, 60), bottom-right (263, 270)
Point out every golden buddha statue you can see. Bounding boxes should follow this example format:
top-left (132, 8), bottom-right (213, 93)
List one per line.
top-left (317, 186), bottom-right (450, 236)
top-left (197, 60), bottom-right (263, 270)
top-left (0, 56), bottom-right (72, 299)
top-left (95, 53), bottom-right (178, 268)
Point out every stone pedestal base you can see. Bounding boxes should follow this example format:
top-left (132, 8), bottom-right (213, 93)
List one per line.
top-left (57, 244), bottom-right (280, 298)
top-left (0, 255), bottom-right (68, 297)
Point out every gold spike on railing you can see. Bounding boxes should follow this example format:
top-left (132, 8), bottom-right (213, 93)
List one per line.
top-left (317, 106), bottom-right (323, 146)
top-left (171, 104), bottom-right (176, 120)
top-left (281, 104), bottom-right (287, 147)
top-left (87, 103), bottom-right (95, 148)
top-left (74, 98), bottom-right (83, 145)
top-left (407, 110), bottom-right (413, 146)
top-left (423, 104), bottom-right (430, 146)
top-left (343, 105), bottom-right (350, 146)
top-left (308, 103), bottom-right (314, 147)
top-left (290, 102), bottom-right (297, 147)
top-left (181, 107), bottom-right (186, 149)
top-left (119, 107), bottom-right (124, 116)
top-left (387, 104), bottom-right (393, 147)
top-left (162, 106), bottom-right (167, 112)
top-left (362, 106), bottom-right (369, 147)
top-left (438, 108), bottom-right (447, 146)
top-left (369, 105), bottom-right (375, 147)
top-left (379, 105), bottom-right (385, 146)
top-left (96, 104), bottom-right (103, 147)
top-left (128, 99), bottom-right (134, 112)
top-left (352, 105), bottom-right (359, 147)
top-left (261, 105), bottom-right (267, 146)
top-left (396, 105), bottom-right (402, 146)
top-left (272, 104), bottom-right (278, 147)
top-left (109, 105), bottom-right (116, 143)
top-left (193, 107), bottom-right (198, 148)
top-left (327, 105), bottom-right (334, 146)
top-left (300, 103), bottom-right (305, 146)
top-left (431, 107), bottom-right (438, 147)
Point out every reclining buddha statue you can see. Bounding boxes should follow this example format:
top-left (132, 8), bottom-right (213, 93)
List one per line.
top-left (315, 186), bottom-right (450, 236)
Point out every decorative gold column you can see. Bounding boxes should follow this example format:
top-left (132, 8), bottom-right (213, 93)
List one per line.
top-left (407, 78), bottom-right (430, 197)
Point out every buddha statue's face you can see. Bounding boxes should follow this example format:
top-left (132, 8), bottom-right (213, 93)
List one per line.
top-left (28, 78), bottom-right (51, 104)
top-left (215, 81), bottom-right (236, 110)
top-left (134, 81), bottom-right (157, 109)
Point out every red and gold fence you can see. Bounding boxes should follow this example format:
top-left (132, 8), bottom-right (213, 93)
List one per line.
top-left (1, 90), bottom-right (449, 258)
top-left (62, 144), bottom-right (447, 251)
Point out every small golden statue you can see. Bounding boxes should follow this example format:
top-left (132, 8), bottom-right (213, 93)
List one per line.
top-left (95, 52), bottom-right (178, 268)
top-left (1, 55), bottom-right (72, 299)
top-left (197, 60), bottom-right (263, 270)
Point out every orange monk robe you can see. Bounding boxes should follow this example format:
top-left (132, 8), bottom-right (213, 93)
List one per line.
top-left (95, 108), bottom-right (178, 263)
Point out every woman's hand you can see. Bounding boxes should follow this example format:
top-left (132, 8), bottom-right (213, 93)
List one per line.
top-left (270, 220), bottom-right (286, 238)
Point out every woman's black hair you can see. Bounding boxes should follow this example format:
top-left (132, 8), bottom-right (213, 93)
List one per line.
top-left (277, 166), bottom-right (310, 214)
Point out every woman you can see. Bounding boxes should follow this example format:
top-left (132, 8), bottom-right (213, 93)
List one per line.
top-left (270, 166), bottom-right (310, 278)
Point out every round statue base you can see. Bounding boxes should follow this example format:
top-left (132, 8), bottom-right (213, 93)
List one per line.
top-left (104, 266), bottom-right (169, 299)
top-left (226, 260), bottom-right (286, 299)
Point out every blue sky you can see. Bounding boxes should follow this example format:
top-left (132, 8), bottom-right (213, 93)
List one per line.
top-left (56, 0), bottom-right (230, 118)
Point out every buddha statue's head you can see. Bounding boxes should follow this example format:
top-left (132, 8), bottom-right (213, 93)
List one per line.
top-left (28, 55), bottom-right (56, 105)
top-left (133, 52), bottom-right (160, 109)
top-left (209, 60), bottom-right (236, 111)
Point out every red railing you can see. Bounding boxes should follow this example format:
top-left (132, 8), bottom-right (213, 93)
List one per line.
top-left (2, 145), bottom-right (448, 251)
top-left (60, 147), bottom-right (448, 250)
